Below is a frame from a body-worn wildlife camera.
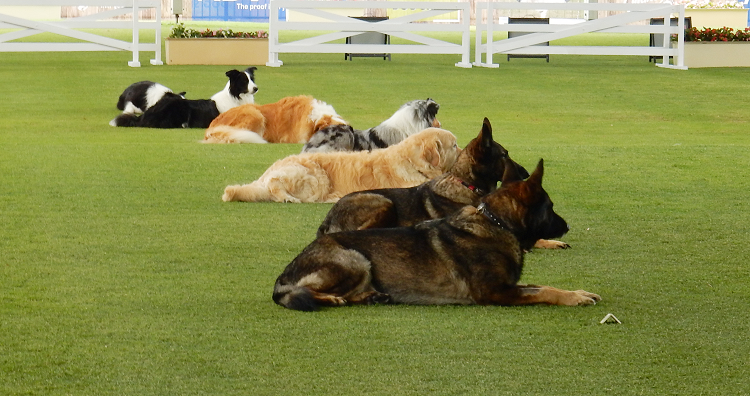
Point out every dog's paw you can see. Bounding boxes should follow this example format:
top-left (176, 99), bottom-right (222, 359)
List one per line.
top-left (222, 186), bottom-right (237, 202)
top-left (534, 239), bottom-right (571, 249)
top-left (366, 292), bottom-right (391, 305)
top-left (108, 118), bottom-right (118, 127)
top-left (318, 294), bottom-right (347, 307)
top-left (572, 290), bottom-right (601, 306)
top-left (330, 296), bottom-right (347, 306)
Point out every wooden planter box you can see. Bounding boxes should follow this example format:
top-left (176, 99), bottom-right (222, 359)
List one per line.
top-left (684, 42), bottom-right (750, 68)
top-left (683, 9), bottom-right (749, 30)
top-left (165, 38), bottom-right (269, 66)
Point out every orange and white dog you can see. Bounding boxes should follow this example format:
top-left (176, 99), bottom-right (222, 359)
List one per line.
top-left (222, 128), bottom-right (461, 203)
top-left (203, 95), bottom-right (347, 144)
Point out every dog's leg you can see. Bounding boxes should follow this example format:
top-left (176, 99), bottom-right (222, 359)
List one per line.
top-left (318, 194), bottom-right (398, 235)
top-left (223, 182), bottom-right (281, 202)
top-left (534, 239), bottom-right (571, 249)
top-left (307, 290), bottom-right (348, 307)
top-left (484, 284), bottom-right (600, 306)
top-left (273, 241), bottom-right (378, 311)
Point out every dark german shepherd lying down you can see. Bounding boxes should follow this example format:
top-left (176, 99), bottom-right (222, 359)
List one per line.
top-left (273, 159), bottom-right (600, 311)
top-left (317, 117), bottom-right (569, 249)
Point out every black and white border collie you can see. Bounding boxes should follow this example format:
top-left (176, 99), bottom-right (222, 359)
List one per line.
top-left (301, 98), bottom-right (441, 153)
top-left (110, 67), bottom-right (258, 128)
top-left (116, 81), bottom-right (183, 115)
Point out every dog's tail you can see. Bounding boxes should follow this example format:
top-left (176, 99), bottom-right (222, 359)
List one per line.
top-left (203, 125), bottom-right (267, 144)
top-left (273, 283), bottom-right (318, 312)
top-left (109, 113), bottom-right (140, 127)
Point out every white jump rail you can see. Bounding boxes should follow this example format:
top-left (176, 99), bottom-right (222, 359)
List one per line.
top-left (267, 0), bottom-right (472, 68)
top-left (474, 2), bottom-right (687, 70)
top-left (0, 0), bottom-right (162, 67)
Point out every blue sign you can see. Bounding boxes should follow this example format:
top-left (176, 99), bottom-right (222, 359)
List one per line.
top-left (192, 0), bottom-right (285, 22)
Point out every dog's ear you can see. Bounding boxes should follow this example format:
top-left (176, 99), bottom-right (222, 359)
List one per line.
top-left (424, 138), bottom-right (443, 168)
top-left (481, 117), bottom-right (494, 149)
top-left (426, 98), bottom-right (439, 113)
top-left (225, 69), bottom-right (242, 79)
top-left (501, 157), bottom-right (526, 185)
top-left (526, 159), bottom-right (545, 187)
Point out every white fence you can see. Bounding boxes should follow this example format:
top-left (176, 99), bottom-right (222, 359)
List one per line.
top-left (0, 0), bottom-right (162, 67)
top-left (266, 0), bottom-right (472, 68)
top-left (474, 1), bottom-right (687, 70)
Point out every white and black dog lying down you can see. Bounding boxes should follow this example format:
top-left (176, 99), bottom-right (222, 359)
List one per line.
top-left (116, 81), bottom-right (184, 115)
top-left (301, 98), bottom-right (440, 153)
top-left (109, 67), bottom-right (258, 128)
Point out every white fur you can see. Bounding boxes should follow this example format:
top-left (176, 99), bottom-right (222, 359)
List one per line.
top-left (143, 84), bottom-right (172, 114)
top-left (309, 99), bottom-right (347, 126)
top-left (122, 102), bottom-right (142, 115)
top-left (377, 104), bottom-right (430, 143)
top-left (200, 126), bottom-right (267, 144)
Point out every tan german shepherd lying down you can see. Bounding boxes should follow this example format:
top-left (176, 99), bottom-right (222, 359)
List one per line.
top-left (222, 128), bottom-right (460, 203)
top-left (273, 159), bottom-right (601, 311)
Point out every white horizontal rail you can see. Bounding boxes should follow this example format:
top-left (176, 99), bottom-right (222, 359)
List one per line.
top-left (474, 2), bottom-right (687, 70)
top-left (0, 0), bottom-right (162, 67)
top-left (267, 0), bottom-right (472, 68)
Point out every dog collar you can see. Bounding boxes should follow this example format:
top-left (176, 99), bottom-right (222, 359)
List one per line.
top-left (477, 203), bottom-right (509, 230)
top-left (455, 177), bottom-right (485, 196)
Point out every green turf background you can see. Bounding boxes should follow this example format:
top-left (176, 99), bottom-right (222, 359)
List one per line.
top-left (1, 23), bottom-right (749, 395)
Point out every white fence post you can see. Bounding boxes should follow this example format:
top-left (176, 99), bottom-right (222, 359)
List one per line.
top-left (0, 0), bottom-right (162, 67)
top-left (672, 5), bottom-right (685, 69)
top-left (267, 0), bottom-right (282, 67)
top-left (130, 0), bottom-right (141, 67)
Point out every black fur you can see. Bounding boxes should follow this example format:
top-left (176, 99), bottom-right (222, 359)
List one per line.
top-left (227, 68), bottom-right (255, 99)
top-left (111, 93), bottom-right (219, 129)
top-left (116, 81), bottom-right (152, 111)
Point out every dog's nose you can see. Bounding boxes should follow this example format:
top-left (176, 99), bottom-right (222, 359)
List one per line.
top-left (252, 87), bottom-right (259, 94)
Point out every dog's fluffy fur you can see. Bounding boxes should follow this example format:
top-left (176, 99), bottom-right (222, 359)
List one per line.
top-left (203, 95), bottom-right (348, 144)
top-left (110, 67), bottom-right (258, 128)
top-left (116, 81), bottom-right (177, 115)
top-left (301, 98), bottom-right (441, 153)
top-left (222, 128), bottom-right (461, 203)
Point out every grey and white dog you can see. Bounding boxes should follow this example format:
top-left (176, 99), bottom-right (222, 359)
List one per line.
top-left (301, 98), bottom-right (440, 153)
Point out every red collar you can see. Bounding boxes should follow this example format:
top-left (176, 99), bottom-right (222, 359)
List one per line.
top-left (454, 176), bottom-right (486, 196)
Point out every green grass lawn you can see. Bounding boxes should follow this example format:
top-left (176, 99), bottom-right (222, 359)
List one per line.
top-left (1, 23), bottom-right (749, 395)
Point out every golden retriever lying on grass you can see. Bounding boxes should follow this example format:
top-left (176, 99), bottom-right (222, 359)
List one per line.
top-left (203, 95), bottom-right (348, 144)
top-left (222, 128), bottom-right (460, 203)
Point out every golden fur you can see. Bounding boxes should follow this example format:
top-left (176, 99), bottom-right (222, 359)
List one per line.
top-left (203, 95), bottom-right (347, 144)
top-left (222, 128), bottom-right (461, 203)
